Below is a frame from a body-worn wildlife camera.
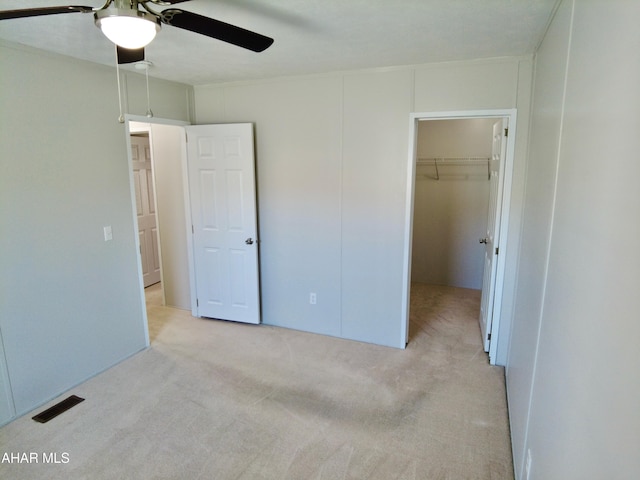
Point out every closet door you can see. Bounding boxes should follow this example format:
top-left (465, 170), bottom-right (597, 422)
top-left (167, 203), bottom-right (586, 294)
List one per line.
top-left (479, 118), bottom-right (508, 351)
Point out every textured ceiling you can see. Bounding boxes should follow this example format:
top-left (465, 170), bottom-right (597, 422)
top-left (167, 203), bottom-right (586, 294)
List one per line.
top-left (0, 0), bottom-right (558, 86)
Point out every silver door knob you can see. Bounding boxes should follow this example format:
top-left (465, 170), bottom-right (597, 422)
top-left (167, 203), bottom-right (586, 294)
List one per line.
top-left (479, 238), bottom-right (488, 244)
top-left (245, 238), bottom-right (254, 245)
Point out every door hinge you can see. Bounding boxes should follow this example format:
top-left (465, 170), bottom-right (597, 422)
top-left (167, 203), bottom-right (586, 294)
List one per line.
top-left (488, 333), bottom-right (492, 341)
top-left (504, 127), bottom-right (509, 137)
top-left (192, 225), bottom-right (194, 234)
top-left (495, 247), bottom-right (499, 255)
top-left (196, 298), bottom-right (199, 307)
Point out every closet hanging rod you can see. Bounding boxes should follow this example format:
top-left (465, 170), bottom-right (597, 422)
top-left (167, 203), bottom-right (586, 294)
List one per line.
top-left (416, 157), bottom-right (490, 180)
top-left (416, 157), bottom-right (489, 164)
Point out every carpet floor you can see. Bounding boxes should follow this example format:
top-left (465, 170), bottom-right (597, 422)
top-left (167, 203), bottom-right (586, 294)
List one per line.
top-left (0, 283), bottom-right (514, 479)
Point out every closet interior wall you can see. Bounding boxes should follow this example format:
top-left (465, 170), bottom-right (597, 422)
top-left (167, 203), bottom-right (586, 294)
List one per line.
top-left (411, 118), bottom-right (495, 290)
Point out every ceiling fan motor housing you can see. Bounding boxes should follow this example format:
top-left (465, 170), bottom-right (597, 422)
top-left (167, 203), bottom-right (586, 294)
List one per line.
top-left (94, 0), bottom-right (161, 49)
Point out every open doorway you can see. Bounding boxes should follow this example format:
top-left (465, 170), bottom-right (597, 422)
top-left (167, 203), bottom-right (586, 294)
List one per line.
top-left (125, 116), bottom-right (190, 344)
top-left (402, 110), bottom-right (517, 365)
top-left (125, 117), bottom-right (263, 343)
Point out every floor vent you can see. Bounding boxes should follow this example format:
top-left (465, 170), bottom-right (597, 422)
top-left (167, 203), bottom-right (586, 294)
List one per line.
top-left (32, 395), bottom-right (85, 423)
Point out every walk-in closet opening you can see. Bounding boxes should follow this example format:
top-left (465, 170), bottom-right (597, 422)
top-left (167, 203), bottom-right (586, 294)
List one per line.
top-left (412, 118), bottom-right (494, 291)
top-left (403, 110), bottom-right (517, 364)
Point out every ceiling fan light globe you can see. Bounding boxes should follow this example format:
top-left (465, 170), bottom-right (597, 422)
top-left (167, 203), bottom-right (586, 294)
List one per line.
top-left (95, 9), bottom-right (160, 49)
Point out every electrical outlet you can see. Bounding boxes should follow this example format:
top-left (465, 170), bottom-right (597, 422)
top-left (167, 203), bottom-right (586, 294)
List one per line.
top-left (525, 449), bottom-right (532, 480)
top-left (103, 226), bottom-right (113, 242)
top-left (309, 293), bottom-right (317, 305)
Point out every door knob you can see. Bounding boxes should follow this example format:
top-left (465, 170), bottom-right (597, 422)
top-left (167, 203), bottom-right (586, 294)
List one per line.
top-left (245, 238), bottom-right (254, 245)
top-left (479, 238), bottom-right (488, 244)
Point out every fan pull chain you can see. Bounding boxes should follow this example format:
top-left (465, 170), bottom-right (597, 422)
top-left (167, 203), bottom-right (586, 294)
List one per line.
top-left (145, 64), bottom-right (153, 118)
top-left (115, 46), bottom-right (125, 123)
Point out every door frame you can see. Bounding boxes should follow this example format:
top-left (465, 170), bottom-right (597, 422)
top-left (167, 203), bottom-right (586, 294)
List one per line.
top-left (401, 109), bottom-right (517, 364)
top-left (124, 115), bottom-right (190, 346)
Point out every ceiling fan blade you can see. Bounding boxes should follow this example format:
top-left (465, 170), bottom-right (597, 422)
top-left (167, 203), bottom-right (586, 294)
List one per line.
top-left (117, 46), bottom-right (145, 65)
top-left (160, 9), bottom-right (274, 52)
top-left (0, 6), bottom-right (94, 21)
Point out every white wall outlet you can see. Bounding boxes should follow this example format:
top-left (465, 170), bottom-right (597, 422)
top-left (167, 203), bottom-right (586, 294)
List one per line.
top-left (525, 448), bottom-right (532, 480)
top-left (103, 226), bottom-right (113, 242)
top-left (309, 293), bottom-right (317, 305)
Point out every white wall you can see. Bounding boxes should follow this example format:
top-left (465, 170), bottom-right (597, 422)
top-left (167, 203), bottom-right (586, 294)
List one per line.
top-left (197, 76), bottom-right (345, 339)
top-left (412, 119), bottom-right (493, 289)
top-left (507, 1), bottom-right (640, 478)
top-left (194, 57), bottom-right (532, 352)
top-left (150, 124), bottom-right (191, 310)
top-left (506, 0), bottom-right (572, 474)
top-left (0, 41), bottom-right (192, 424)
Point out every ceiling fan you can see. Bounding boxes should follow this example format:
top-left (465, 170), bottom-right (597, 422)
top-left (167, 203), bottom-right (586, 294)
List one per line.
top-left (0, 0), bottom-right (274, 64)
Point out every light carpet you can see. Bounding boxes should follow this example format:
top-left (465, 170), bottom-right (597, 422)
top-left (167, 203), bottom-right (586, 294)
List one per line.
top-left (0, 283), bottom-right (514, 479)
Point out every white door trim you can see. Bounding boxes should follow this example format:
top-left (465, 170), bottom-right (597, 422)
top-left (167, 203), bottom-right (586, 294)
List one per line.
top-left (124, 115), bottom-right (190, 347)
top-left (401, 109), bottom-right (517, 364)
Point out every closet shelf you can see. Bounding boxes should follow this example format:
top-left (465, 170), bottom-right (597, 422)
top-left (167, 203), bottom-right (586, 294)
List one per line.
top-left (416, 157), bottom-right (490, 180)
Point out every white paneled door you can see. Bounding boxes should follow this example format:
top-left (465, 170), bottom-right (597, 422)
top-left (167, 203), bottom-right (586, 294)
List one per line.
top-left (185, 124), bottom-right (260, 324)
top-left (479, 119), bottom-right (508, 351)
top-left (131, 135), bottom-right (161, 288)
